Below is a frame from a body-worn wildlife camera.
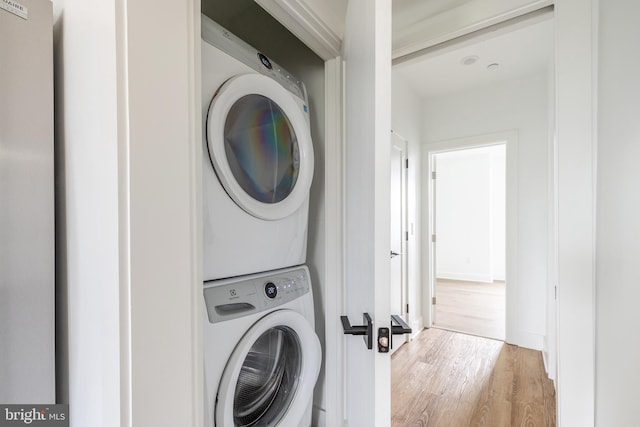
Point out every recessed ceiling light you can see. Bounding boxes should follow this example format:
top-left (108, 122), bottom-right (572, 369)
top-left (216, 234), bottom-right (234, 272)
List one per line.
top-left (460, 55), bottom-right (479, 66)
top-left (487, 63), bottom-right (500, 71)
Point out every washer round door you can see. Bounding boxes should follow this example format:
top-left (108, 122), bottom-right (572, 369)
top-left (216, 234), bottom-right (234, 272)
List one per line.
top-left (215, 310), bottom-right (321, 427)
top-left (206, 73), bottom-right (314, 221)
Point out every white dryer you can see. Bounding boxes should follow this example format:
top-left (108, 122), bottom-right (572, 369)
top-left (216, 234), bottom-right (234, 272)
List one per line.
top-left (203, 266), bottom-right (321, 427)
top-left (201, 15), bottom-right (315, 281)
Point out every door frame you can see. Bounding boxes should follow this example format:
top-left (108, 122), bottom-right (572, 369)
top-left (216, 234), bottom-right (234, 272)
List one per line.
top-left (390, 131), bottom-right (409, 353)
top-left (421, 133), bottom-right (517, 343)
top-left (323, 57), bottom-right (346, 427)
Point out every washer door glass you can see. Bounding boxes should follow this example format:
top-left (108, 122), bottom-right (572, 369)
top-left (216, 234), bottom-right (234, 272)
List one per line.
top-left (207, 74), bottom-right (314, 221)
top-left (225, 95), bottom-right (299, 204)
top-left (215, 309), bottom-right (321, 427)
top-left (234, 326), bottom-right (301, 426)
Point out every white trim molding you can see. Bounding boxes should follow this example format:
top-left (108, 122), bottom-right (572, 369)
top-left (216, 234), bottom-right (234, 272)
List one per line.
top-left (393, 0), bottom-right (553, 61)
top-left (120, 0), bottom-right (203, 425)
top-left (555, 0), bottom-right (597, 425)
top-left (323, 56), bottom-right (346, 427)
top-left (255, 0), bottom-right (345, 60)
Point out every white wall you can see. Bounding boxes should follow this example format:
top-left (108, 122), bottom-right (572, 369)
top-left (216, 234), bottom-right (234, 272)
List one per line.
top-left (596, 1), bottom-right (640, 424)
top-left (392, 73), bottom-right (423, 334)
top-left (434, 146), bottom-right (506, 282)
top-left (422, 72), bottom-right (549, 350)
top-left (54, 0), bottom-right (202, 425)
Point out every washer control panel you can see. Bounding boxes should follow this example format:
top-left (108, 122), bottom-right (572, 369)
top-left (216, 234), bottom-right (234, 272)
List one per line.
top-left (204, 266), bottom-right (310, 324)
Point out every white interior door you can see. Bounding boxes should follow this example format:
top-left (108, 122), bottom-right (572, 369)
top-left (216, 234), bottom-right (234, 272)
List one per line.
top-left (343, 0), bottom-right (392, 426)
top-left (390, 133), bottom-right (408, 355)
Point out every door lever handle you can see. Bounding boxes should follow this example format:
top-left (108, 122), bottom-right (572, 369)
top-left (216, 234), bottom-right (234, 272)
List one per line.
top-left (341, 313), bottom-right (373, 350)
top-left (389, 314), bottom-right (412, 350)
top-left (391, 314), bottom-right (412, 335)
top-left (390, 251), bottom-right (401, 258)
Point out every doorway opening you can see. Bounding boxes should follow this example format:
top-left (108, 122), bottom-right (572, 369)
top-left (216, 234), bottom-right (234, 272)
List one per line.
top-left (431, 144), bottom-right (506, 341)
top-left (388, 3), bottom-right (556, 427)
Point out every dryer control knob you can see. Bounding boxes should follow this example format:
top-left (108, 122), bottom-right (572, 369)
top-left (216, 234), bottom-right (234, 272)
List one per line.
top-left (264, 282), bottom-right (277, 299)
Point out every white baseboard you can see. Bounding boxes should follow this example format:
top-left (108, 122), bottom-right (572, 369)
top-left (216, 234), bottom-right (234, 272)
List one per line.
top-left (437, 272), bottom-right (494, 283)
top-left (509, 331), bottom-right (544, 351)
top-left (411, 316), bottom-right (424, 339)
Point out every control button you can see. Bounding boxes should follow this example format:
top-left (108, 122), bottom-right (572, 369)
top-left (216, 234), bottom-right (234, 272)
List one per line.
top-left (257, 53), bottom-right (272, 70)
top-left (265, 282), bottom-right (277, 299)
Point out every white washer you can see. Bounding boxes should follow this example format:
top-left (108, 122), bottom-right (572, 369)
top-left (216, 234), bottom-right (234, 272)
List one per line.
top-left (201, 15), bottom-right (315, 281)
top-left (203, 266), bottom-right (321, 427)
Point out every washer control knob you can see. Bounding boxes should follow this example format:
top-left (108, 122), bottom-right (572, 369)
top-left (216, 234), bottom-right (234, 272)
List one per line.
top-left (265, 282), bottom-right (277, 299)
top-left (257, 52), bottom-right (272, 70)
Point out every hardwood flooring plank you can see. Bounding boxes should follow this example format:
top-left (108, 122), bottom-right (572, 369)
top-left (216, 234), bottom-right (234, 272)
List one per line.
top-left (469, 399), bottom-right (512, 427)
top-left (391, 329), bottom-right (556, 427)
top-left (434, 279), bottom-right (505, 340)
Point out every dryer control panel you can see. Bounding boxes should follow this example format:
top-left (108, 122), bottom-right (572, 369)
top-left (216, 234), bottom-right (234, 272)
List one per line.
top-left (201, 14), bottom-right (308, 105)
top-left (204, 266), bottom-right (310, 324)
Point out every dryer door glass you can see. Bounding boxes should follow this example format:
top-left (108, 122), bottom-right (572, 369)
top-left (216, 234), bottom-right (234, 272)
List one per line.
top-left (224, 94), bottom-right (300, 204)
top-left (233, 326), bottom-right (301, 427)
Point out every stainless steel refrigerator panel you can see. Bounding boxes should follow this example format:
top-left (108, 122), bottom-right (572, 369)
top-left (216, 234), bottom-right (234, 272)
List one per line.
top-left (0, 0), bottom-right (55, 403)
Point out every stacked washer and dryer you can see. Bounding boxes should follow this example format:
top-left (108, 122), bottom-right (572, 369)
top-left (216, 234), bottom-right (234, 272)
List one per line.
top-left (201, 14), bottom-right (321, 427)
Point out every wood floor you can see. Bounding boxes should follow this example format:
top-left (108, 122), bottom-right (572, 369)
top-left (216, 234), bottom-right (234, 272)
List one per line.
top-left (391, 328), bottom-right (556, 427)
top-left (434, 279), bottom-right (505, 341)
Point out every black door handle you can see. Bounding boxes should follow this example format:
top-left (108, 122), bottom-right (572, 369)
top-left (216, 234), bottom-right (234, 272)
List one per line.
top-left (390, 251), bottom-right (401, 258)
top-left (391, 314), bottom-right (412, 335)
top-left (389, 315), bottom-right (412, 350)
top-left (341, 313), bottom-right (373, 350)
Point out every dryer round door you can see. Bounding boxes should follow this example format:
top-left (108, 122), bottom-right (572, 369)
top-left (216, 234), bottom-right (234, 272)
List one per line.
top-left (215, 309), bottom-right (321, 427)
top-left (206, 73), bottom-right (314, 221)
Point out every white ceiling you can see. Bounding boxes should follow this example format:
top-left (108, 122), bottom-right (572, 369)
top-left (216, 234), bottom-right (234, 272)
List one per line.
top-left (393, 16), bottom-right (553, 99)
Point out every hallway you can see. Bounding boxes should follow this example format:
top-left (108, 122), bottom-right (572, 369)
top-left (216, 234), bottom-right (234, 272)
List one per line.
top-left (391, 328), bottom-right (555, 426)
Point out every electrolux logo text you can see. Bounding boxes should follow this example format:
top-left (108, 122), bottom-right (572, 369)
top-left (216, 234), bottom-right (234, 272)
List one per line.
top-left (0, 405), bottom-right (68, 427)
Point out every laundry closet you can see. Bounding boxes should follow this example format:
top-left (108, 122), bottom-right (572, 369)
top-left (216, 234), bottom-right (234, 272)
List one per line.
top-left (201, 1), bottom-right (328, 425)
top-left (52, 0), bottom-right (390, 425)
